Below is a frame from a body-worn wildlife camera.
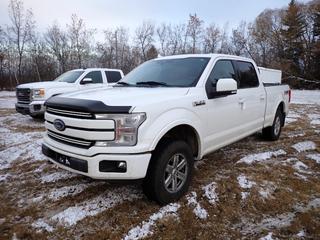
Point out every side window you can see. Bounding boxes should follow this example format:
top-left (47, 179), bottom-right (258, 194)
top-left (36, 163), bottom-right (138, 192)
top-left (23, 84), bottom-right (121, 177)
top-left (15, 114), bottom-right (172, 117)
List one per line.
top-left (207, 60), bottom-right (236, 88)
top-left (235, 61), bottom-right (259, 88)
top-left (83, 71), bottom-right (103, 84)
top-left (105, 71), bottom-right (122, 83)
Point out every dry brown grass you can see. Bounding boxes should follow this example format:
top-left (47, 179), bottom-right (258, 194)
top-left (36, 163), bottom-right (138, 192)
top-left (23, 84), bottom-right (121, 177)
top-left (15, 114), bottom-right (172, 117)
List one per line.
top-left (0, 103), bottom-right (319, 240)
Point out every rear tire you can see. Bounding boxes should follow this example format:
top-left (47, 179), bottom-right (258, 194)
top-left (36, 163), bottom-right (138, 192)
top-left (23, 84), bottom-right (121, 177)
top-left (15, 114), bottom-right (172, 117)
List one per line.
top-left (31, 115), bottom-right (44, 120)
top-left (262, 108), bottom-right (284, 141)
top-left (142, 139), bottom-right (194, 205)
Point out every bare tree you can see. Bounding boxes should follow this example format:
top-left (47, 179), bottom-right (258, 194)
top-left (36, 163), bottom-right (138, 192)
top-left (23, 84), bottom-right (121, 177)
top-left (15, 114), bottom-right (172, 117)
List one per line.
top-left (98, 27), bottom-right (130, 69)
top-left (45, 22), bottom-right (70, 73)
top-left (230, 21), bottom-right (253, 58)
top-left (203, 24), bottom-right (221, 53)
top-left (156, 23), bottom-right (169, 56)
top-left (187, 14), bottom-right (203, 53)
top-left (8, 0), bottom-right (35, 83)
top-left (135, 21), bottom-right (155, 61)
top-left (67, 14), bottom-right (95, 68)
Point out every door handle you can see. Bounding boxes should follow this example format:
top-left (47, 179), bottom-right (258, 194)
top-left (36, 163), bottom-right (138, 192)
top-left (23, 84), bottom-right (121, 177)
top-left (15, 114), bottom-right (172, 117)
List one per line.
top-left (238, 98), bottom-right (245, 104)
top-left (260, 95), bottom-right (265, 101)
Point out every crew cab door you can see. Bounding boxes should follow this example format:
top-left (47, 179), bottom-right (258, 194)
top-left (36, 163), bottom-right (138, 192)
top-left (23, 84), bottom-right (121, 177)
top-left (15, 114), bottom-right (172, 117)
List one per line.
top-left (204, 59), bottom-right (243, 154)
top-left (233, 60), bottom-right (266, 134)
top-left (78, 70), bottom-right (105, 89)
top-left (104, 70), bottom-right (123, 86)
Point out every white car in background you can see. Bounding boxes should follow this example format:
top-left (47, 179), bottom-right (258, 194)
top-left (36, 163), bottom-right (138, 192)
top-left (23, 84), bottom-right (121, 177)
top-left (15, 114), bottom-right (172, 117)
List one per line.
top-left (15, 68), bottom-right (124, 118)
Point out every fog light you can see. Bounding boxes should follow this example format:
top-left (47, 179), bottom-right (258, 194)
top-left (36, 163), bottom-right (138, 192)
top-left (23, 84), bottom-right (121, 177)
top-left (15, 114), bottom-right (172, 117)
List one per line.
top-left (117, 161), bottom-right (126, 169)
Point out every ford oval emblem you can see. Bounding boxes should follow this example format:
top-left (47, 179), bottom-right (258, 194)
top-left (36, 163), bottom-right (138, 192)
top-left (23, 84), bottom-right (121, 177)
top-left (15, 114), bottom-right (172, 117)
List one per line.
top-left (53, 119), bottom-right (66, 131)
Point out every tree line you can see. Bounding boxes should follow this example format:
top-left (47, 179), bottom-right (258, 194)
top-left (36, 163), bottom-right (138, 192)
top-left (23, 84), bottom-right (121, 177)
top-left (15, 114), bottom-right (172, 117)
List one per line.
top-left (0, 0), bottom-right (319, 90)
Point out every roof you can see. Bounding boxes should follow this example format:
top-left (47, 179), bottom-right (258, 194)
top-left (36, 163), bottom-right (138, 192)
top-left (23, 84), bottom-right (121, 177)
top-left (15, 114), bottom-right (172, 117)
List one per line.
top-left (155, 53), bottom-right (253, 62)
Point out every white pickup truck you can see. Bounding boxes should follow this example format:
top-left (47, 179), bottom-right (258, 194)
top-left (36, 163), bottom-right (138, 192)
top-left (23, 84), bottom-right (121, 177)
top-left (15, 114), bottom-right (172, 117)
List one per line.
top-left (42, 54), bottom-right (290, 204)
top-left (15, 68), bottom-right (124, 118)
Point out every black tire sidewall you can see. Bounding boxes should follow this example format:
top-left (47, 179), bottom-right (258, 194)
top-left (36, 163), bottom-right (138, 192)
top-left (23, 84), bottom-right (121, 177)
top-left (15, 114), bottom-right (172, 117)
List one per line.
top-left (144, 140), bottom-right (194, 204)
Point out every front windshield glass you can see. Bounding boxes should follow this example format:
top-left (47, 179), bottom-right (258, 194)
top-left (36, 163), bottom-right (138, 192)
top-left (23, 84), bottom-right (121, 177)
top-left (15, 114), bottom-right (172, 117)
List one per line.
top-left (118, 57), bottom-right (210, 87)
top-left (54, 70), bottom-right (84, 83)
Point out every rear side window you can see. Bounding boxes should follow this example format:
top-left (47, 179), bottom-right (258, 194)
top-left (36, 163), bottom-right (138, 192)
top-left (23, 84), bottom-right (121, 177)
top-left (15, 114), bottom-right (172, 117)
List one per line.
top-left (105, 71), bottom-right (122, 83)
top-left (235, 61), bottom-right (259, 88)
top-left (83, 71), bottom-right (103, 84)
top-left (207, 60), bottom-right (236, 87)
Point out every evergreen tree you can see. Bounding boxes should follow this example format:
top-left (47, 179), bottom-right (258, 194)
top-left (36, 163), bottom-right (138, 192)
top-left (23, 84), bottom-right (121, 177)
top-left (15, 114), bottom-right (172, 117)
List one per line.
top-left (281, 0), bottom-right (305, 76)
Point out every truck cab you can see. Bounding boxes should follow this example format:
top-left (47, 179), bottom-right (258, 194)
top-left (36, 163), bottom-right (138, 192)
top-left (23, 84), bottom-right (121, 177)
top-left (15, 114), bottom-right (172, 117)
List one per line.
top-left (15, 68), bottom-right (124, 118)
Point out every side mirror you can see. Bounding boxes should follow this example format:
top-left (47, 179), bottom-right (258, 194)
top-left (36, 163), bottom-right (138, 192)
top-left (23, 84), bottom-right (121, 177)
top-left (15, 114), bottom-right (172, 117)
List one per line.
top-left (215, 78), bottom-right (237, 95)
top-left (81, 78), bottom-right (93, 85)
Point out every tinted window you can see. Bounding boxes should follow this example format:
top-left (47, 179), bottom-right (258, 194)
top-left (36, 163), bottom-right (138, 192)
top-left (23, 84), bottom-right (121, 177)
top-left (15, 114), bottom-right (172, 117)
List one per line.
top-left (235, 61), bottom-right (259, 88)
top-left (105, 71), bottom-right (122, 83)
top-left (54, 70), bottom-right (84, 83)
top-left (83, 71), bottom-right (103, 84)
top-left (207, 60), bottom-right (236, 87)
top-left (118, 57), bottom-right (210, 87)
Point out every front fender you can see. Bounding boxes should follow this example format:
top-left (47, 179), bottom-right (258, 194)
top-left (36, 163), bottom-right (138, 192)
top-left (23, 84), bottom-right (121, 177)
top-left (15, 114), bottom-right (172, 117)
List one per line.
top-left (140, 108), bottom-right (204, 159)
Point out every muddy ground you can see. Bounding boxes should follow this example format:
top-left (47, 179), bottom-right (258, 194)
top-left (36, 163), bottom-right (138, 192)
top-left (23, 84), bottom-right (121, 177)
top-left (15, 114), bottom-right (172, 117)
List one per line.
top-left (0, 91), bottom-right (319, 240)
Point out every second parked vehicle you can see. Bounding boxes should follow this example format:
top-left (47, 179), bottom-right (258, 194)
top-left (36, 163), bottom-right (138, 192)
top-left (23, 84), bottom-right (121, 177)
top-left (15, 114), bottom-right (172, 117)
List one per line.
top-left (15, 68), bottom-right (124, 118)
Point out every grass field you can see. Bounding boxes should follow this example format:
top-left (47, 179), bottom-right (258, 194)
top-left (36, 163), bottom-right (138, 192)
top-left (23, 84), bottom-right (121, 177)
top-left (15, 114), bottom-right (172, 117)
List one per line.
top-left (0, 90), bottom-right (319, 240)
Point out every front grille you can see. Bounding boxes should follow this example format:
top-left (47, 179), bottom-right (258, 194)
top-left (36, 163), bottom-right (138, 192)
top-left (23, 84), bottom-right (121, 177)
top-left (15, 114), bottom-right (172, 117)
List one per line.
top-left (16, 88), bottom-right (31, 103)
top-left (47, 130), bottom-right (94, 149)
top-left (46, 107), bottom-right (94, 119)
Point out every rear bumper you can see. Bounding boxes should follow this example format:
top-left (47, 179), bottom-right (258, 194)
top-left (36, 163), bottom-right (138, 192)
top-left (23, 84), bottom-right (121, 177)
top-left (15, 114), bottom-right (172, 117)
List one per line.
top-left (42, 142), bottom-right (151, 180)
top-left (15, 101), bottom-right (45, 116)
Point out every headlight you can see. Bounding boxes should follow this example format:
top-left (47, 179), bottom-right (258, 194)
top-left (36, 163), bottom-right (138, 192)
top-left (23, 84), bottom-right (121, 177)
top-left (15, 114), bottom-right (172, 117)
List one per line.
top-left (95, 113), bottom-right (146, 146)
top-left (32, 88), bottom-right (45, 98)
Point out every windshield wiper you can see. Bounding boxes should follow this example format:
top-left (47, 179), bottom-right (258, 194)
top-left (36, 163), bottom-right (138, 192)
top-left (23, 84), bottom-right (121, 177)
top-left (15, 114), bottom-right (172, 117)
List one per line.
top-left (136, 81), bottom-right (168, 87)
top-left (115, 81), bottom-right (135, 87)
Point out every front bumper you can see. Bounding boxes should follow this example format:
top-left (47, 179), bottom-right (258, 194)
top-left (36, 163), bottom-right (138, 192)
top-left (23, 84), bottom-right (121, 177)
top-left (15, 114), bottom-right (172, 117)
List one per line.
top-left (15, 101), bottom-right (45, 116)
top-left (42, 142), bottom-right (151, 180)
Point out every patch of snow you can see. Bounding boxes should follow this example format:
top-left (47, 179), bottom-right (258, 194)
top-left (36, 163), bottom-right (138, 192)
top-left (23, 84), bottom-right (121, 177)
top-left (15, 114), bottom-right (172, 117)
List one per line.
top-left (0, 126), bottom-right (10, 133)
top-left (306, 154), bottom-right (320, 164)
top-left (238, 175), bottom-right (256, 200)
top-left (259, 181), bottom-right (276, 199)
top-left (202, 182), bottom-right (218, 204)
top-left (0, 97), bottom-right (16, 108)
top-left (52, 186), bottom-right (142, 226)
top-left (285, 117), bottom-right (297, 124)
top-left (186, 191), bottom-right (208, 220)
top-left (292, 141), bottom-right (316, 152)
top-left (311, 119), bottom-right (320, 125)
top-left (40, 171), bottom-right (76, 183)
top-left (0, 136), bottom-right (47, 170)
top-left (123, 203), bottom-right (180, 240)
top-left (287, 132), bottom-right (305, 138)
top-left (0, 173), bottom-right (11, 182)
top-left (0, 91), bottom-right (15, 97)
top-left (259, 232), bottom-right (274, 240)
top-left (291, 90), bottom-right (320, 105)
top-left (297, 230), bottom-right (305, 237)
top-left (237, 150), bottom-right (286, 164)
top-left (0, 113), bottom-right (44, 130)
top-left (48, 182), bottom-right (103, 201)
top-left (32, 219), bottom-right (54, 232)
top-left (294, 172), bottom-right (308, 181)
top-left (238, 175), bottom-right (256, 189)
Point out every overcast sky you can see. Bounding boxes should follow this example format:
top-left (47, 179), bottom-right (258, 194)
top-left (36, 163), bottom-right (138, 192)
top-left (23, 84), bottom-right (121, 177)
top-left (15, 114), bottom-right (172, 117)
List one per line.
top-left (0, 0), bottom-right (311, 41)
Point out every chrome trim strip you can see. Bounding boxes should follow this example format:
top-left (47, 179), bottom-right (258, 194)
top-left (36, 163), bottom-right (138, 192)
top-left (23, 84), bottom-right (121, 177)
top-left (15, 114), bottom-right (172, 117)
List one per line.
top-left (47, 131), bottom-right (92, 146)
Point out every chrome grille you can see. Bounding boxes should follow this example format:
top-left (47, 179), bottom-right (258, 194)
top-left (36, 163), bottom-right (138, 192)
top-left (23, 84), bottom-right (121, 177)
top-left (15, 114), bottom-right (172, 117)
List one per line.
top-left (47, 130), bottom-right (94, 149)
top-left (46, 107), bottom-right (94, 119)
top-left (16, 88), bottom-right (31, 104)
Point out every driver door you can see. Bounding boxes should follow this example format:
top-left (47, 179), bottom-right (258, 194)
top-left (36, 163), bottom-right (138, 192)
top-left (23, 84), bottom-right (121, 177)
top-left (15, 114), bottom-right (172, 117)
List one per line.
top-left (78, 70), bottom-right (104, 90)
top-left (203, 59), bottom-right (244, 154)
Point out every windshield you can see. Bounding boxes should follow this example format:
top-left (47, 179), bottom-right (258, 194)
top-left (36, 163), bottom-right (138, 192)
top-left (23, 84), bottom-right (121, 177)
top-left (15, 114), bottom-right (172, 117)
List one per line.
top-left (118, 57), bottom-right (210, 87)
top-left (54, 70), bottom-right (84, 83)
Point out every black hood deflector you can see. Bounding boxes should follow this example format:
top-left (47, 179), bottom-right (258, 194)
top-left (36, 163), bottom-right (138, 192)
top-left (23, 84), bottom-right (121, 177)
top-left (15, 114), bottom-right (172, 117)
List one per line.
top-left (45, 96), bottom-right (131, 114)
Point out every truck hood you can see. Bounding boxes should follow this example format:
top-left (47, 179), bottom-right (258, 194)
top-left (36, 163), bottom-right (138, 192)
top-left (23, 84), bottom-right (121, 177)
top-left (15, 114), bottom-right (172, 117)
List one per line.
top-left (61, 87), bottom-right (190, 107)
top-left (17, 81), bottom-right (71, 89)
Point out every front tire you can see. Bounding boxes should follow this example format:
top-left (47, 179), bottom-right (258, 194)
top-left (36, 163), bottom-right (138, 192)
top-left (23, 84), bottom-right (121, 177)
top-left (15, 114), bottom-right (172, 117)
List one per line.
top-left (143, 140), bottom-right (194, 205)
top-left (262, 108), bottom-right (284, 141)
